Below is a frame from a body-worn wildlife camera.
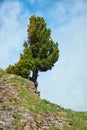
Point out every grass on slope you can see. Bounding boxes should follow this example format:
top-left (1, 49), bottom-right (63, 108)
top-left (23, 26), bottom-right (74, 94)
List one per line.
top-left (0, 68), bottom-right (87, 130)
top-left (0, 68), bottom-right (6, 78)
top-left (5, 74), bottom-right (57, 114)
top-left (64, 109), bottom-right (87, 130)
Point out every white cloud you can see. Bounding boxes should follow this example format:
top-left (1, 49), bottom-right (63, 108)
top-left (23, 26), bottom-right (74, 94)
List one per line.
top-left (38, 0), bottom-right (87, 111)
top-left (0, 1), bottom-right (29, 68)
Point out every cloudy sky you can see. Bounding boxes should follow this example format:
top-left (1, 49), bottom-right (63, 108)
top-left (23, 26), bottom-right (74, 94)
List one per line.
top-left (0, 0), bottom-right (87, 111)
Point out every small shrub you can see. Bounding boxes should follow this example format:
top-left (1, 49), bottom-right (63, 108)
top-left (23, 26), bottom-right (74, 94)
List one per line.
top-left (0, 68), bottom-right (6, 78)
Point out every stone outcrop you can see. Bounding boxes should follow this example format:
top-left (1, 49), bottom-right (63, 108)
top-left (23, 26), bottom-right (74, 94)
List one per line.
top-left (0, 75), bottom-right (69, 130)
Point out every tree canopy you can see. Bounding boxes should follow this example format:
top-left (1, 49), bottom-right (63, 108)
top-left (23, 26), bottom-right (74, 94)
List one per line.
top-left (6, 15), bottom-right (59, 88)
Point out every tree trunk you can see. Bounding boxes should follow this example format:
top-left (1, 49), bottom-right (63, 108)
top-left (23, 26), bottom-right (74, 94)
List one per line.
top-left (31, 69), bottom-right (38, 89)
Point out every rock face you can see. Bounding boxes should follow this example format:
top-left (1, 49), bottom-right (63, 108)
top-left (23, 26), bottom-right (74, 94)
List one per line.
top-left (0, 75), bottom-right (70, 130)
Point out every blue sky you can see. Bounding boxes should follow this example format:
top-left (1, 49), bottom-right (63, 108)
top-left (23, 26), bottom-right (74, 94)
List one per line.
top-left (0, 0), bottom-right (87, 111)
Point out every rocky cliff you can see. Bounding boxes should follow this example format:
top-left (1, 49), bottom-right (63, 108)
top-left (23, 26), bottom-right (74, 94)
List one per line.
top-left (0, 69), bottom-right (87, 130)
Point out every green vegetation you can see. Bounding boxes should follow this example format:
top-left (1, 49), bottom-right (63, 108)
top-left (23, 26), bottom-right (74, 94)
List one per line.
top-left (6, 15), bottom-right (59, 86)
top-left (6, 74), bottom-right (57, 114)
top-left (13, 114), bottom-right (22, 130)
top-left (65, 111), bottom-right (87, 130)
top-left (0, 68), bottom-right (6, 78)
top-left (0, 69), bottom-right (87, 130)
top-left (49, 127), bottom-right (61, 130)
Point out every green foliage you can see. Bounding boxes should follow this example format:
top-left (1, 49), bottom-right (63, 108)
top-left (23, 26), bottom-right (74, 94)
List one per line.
top-left (6, 53), bottom-right (31, 79)
top-left (6, 15), bottom-right (59, 81)
top-left (49, 127), bottom-right (61, 130)
top-left (27, 15), bottom-right (59, 72)
top-left (0, 68), bottom-right (6, 78)
top-left (13, 114), bottom-right (22, 130)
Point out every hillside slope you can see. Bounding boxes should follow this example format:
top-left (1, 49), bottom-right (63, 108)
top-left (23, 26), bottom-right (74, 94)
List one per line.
top-left (0, 68), bottom-right (87, 130)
